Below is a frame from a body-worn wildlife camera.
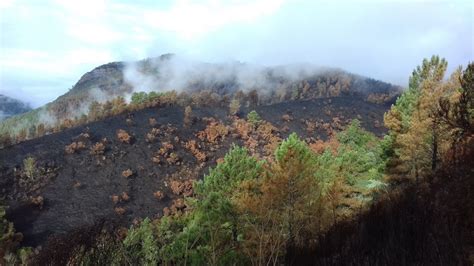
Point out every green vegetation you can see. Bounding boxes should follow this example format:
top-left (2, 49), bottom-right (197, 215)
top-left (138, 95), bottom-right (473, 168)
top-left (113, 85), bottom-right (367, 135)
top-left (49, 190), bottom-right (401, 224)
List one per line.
top-left (3, 57), bottom-right (473, 265)
top-left (0, 205), bottom-right (32, 265)
top-left (64, 57), bottom-right (470, 264)
top-left (55, 123), bottom-right (387, 264)
top-left (23, 157), bottom-right (37, 180)
top-left (316, 120), bottom-right (386, 185)
top-left (246, 110), bottom-right (261, 127)
top-left (385, 56), bottom-right (473, 180)
top-left (0, 91), bottom-right (179, 148)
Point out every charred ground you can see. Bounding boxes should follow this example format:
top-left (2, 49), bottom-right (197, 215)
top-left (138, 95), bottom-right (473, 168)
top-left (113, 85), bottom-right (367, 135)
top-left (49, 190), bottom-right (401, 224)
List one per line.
top-left (0, 96), bottom-right (389, 247)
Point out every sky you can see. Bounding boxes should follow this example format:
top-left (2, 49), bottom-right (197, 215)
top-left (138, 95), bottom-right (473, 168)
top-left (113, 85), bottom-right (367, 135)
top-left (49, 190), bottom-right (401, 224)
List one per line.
top-left (0, 0), bottom-right (472, 107)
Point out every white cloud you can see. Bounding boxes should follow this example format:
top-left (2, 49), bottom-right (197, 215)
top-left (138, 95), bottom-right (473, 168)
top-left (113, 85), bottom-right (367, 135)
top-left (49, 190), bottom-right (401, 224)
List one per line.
top-left (0, 48), bottom-right (113, 75)
top-left (0, 0), bottom-right (472, 107)
top-left (141, 0), bottom-right (285, 40)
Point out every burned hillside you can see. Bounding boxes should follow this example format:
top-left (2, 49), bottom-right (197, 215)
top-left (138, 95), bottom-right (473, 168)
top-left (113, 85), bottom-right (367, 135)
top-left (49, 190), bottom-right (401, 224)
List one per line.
top-left (0, 96), bottom-right (389, 247)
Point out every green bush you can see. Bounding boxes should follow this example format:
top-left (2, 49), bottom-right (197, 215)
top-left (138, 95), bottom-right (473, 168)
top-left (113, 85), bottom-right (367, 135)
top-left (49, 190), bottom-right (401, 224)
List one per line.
top-left (23, 157), bottom-right (37, 180)
top-left (246, 110), bottom-right (261, 126)
top-left (131, 92), bottom-right (149, 105)
top-left (123, 218), bottom-right (160, 265)
top-left (315, 120), bottom-right (385, 185)
top-left (196, 145), bottom-right (263, 195)
top-left (0, 205), bottom-right (25, 265)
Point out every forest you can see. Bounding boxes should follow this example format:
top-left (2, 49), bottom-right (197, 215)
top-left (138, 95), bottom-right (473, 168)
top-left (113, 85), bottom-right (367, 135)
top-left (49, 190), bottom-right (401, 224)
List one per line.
top-left (1, 56), bottom-right (473, 265)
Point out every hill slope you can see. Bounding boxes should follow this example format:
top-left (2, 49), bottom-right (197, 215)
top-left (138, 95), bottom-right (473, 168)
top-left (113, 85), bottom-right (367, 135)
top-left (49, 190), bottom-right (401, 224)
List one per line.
top-left (0, 55), bottom-right (401, 145)
top-left (1, 96), bottom-right (390, 246)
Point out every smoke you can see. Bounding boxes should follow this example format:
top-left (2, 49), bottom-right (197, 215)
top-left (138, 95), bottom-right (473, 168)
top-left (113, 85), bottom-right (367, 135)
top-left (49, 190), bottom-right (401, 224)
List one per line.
top-left (38, 108), bottom-right (59, 126)
top-left (123, 55), bottom-right (333, 97)
top-left (87, 87), bottom-right (112, 104)
top-left (30, 87), bottom-right (115, 129)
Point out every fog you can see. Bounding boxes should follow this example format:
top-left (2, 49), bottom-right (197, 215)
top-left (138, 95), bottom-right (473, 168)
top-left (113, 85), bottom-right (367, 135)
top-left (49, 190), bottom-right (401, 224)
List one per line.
top-left (0, 0), bottom-right (472, 107)
top-left (123, 55), bottom-right (335, 97)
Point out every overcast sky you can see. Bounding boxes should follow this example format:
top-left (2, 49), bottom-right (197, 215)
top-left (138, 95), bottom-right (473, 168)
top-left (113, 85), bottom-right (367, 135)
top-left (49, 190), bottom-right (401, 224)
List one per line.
top-left (0, 0), bottom-right (472, 107)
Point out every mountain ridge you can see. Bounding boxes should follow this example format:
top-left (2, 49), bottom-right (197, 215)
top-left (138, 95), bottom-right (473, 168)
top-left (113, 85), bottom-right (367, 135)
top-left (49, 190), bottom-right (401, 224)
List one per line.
top-left (0, 55), bottom-right (402, 147)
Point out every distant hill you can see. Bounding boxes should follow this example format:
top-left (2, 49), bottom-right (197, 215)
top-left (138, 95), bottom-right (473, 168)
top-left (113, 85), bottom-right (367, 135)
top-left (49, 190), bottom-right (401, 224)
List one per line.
top-left (0, 94), bottom-right (32, 121)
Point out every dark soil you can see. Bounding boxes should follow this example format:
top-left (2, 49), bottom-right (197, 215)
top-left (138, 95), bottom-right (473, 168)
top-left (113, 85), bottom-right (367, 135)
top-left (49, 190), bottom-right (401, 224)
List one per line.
top-left (0, 97), bottom-right (390, 247)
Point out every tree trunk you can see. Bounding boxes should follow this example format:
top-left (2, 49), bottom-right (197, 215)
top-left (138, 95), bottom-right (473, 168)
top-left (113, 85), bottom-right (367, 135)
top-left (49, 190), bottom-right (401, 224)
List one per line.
top-left (431, 125), bottom-right (438, 171)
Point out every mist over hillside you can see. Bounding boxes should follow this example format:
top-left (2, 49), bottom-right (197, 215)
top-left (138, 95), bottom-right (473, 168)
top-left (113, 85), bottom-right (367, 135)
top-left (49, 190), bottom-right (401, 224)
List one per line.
top-left (0, 55), bottom-right (401, 145)
top-left (0, 94), bottom-right (32, 121)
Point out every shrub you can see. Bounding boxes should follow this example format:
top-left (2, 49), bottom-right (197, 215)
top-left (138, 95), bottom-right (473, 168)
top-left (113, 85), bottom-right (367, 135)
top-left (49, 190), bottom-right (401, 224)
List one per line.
top-left (184, 140), bottom-right (207, 162)
top-left (232, 118), bottom-right (252, 140)
top-left (123, 218), bottom-right (159, 265)
top-left (114, 207), bottom-right (126, 215)
top-left (229, 99), bottom-right (241, 116)
top-left (247, 110), bottom-right (261, 127)
top-left (196, 145), bottom-right (263, 196)
top-left (23, 157), bottom-right (37, 180)
top-left (184, 106), bottom-right (193, 127)
top-left (166, 153), bottom-right (180, 165)
top-left (158, 142), bottom-right (174, 155)
top-left (145, 128), bottom-right (160, 143)
top-left (170, 180), bottom-right (193, 197)
top-left (117, 129), bottom-right (132, 144)
top-left (131, 92), bottom-right (148, 105)
top-left (151, 155), bottom-right (161, 164)
top-left (153, 191), bottom-right (165, 200)
top-left (65, 141), bottom-right (86, 154)
top-left (30, 196), bottom-right (44, 209)
top-left (111, 195), bottom-right (120, 204)
top-left (0, 205), bottom-right (23, 263)
top-left (198, 120), bottom-right (229, 143)
top-left (281, 114), bottom-right (292, 122)
top-left (90, 142), bottom-right (105, 155)
top-left (121, 192), bottom-right (130, 201)
top-left (149, 118), bottom-right (158, 127)
top-left (122, 169), bottom-right (133, 178)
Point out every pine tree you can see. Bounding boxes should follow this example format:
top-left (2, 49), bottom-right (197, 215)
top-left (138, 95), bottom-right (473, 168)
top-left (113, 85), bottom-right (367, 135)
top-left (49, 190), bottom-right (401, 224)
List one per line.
top-left (183, 106), bottom-right (192, 128)
top-left (162, 146), bottom-right (262, 265)
top-left (229, 99), bottom-right (240, 116)
top-left (235, 134), bottom-right (328, 264)
top-left (385, 56), bottom-right (448, 178)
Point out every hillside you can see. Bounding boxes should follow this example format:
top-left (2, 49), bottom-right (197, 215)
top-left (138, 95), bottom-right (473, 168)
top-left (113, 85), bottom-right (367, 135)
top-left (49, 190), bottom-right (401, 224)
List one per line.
top-left (1, 56), bottom-right (472, 265)
top-left (0, 55), bottom-right (401, 146)
top-left (0, 95), bottom-right (32, 121)
top-left (1, 96), bottom-right (390, 247)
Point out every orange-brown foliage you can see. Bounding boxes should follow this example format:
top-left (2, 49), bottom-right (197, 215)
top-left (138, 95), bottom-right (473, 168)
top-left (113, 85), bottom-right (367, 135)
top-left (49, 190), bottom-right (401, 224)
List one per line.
top-left (65, 141), bottom-right (86, 154)
top-left (170, 180), bottom-right (194, 197)
top-left (149, 118), bottom-right (158, 127)
top-left (122, 169), bottom-right (133, 178)
top-left (114, 207), bottom-right (126, 215)
top-left (111, 195), bottom-right (120, 204)
top-left (232, 118), bottom-right (253, 140)
top-left (90, 142), bottom-right (105, 155)
top-left (31, 195), bottom-right (44, 209)
top-left (197, 119), bottom-right (229, 143)
top-left (153, 191), bottom-right (165, 200)
top-left (145, 128), bottom-right (160, 143)
top-left (117, 129), bottom-right (132, 144)
top-left (184, 140), bottom-right (207, 162)
top-left (121, 192), bottom-right (130, 201)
